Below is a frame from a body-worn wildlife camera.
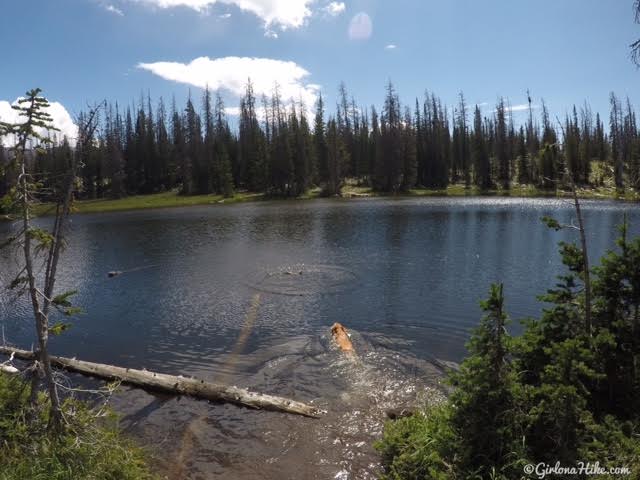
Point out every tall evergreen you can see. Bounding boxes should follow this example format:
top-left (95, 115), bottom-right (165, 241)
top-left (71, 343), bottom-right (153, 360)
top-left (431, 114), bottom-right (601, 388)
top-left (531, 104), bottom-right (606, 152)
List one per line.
top-left (313, 93), bottom-right (328, 188)
top-left (374, 82), bottom-right (404, 192)
top-left (472, 105), bottom-right (492, 189)
top-left (610, 92), bottom-right (625, 190)
top-left (495, 98), bottom-right (510, 189)
top-left (516, 126), bottom-right (529, 185)
top-left (239, 80), bottom-right (267, 191)
top-left (324, 117), bottom-right (346, 196)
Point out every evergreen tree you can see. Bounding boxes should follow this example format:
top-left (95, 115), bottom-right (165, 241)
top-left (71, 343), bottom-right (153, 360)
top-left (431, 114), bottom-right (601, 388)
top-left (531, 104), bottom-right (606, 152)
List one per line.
top-left (324, 117), bottom-right (345, 196)
top-left (473, 105), bottom-right (492, 189)
top-left (268, 85), bottom-right (294, 195)
top-left (313, 93), bottom-right (328, 187)
top-left (182, 95), bottom-right (200, 195)
top-left (400, 107), bottom-right (417, 191)
top-left (610, 93), bottom-right (624, 190)
top-left (516, 126), bottom-right (529, 185)
top-left (374, 82), bottom-right (403, 192)
top-left (449, 284), bottom-right (521, 477)
top-left (239, 79), bottom-right (267, 191)
top-left (495, 98), bottom-right (510, 189)
top-left (212, 92), bottom-right (234, 196)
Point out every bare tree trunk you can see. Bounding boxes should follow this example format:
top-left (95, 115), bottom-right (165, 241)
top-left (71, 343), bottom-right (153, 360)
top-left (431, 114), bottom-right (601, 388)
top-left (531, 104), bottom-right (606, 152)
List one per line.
top-left (18, 135), bottom-right (62, 427)
top-left (572, 187), bottom-right (591, 335)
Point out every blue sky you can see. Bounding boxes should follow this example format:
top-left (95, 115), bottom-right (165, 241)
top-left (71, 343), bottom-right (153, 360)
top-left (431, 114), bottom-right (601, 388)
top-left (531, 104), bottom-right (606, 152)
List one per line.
top-left (1, 0), bottom-right (639, 134)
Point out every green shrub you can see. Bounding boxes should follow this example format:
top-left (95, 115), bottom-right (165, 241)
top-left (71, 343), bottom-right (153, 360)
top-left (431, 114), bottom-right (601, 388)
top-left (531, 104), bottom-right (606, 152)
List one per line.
top-left (375, 404), bottom-right (457, 480)
top-left (0, 373), bottom-right (157, 480)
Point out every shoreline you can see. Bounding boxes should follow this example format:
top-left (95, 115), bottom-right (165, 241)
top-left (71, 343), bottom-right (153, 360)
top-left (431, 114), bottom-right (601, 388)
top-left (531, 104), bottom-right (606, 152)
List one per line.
top-left (2, 184), bottom-right (637, 219)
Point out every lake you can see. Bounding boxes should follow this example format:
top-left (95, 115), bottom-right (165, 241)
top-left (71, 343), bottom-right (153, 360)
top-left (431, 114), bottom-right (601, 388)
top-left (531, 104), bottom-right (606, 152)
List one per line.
top-left (1, 197), bottom-right (638, 479)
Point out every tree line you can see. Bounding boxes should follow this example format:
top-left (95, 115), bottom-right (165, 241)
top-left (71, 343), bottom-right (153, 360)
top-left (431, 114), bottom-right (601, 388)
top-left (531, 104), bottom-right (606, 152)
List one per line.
top-left (1, 81), bottom-right (639, 202)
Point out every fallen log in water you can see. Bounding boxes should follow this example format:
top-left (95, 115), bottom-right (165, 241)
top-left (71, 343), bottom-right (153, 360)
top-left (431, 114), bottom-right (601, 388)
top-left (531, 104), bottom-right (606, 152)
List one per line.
top-left (0, 346), bottom-right (323, 418)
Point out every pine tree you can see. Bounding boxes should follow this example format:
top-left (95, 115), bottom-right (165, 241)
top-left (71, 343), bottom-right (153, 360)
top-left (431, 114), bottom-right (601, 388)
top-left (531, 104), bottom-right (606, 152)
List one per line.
top-left (313, 93), bottom-right (328, 187)
top-left (212, 92), bottom-right (234, 197)
top-left (325, 117), bottom-right (346, 196)
top-left (495, 98), bottom-right (510, 189)
top-left (449, 284), bottom-right (520, 477)
top-left (269, 85), bottom-right (294, 195)
top-left (156, 97), bottom-right (172, 190)
top-left (400, 107), bottom-right (417, 191)
top-left (610, 93), bottom-right (624, 191)
top-left (374, 82), bottom-right (403, 192)
top-left (473, 105), bottom-right (492, 189)
top-left (456, 92), bottom-right (471, 188)
top-left (564, 109), bottom-right (581, 185)
top-left (182, 95), bottom-right (200, 195)
top-left (239, 79), bottom-right (268, 191)
top-left (516, 126), bottom-right (529, 185)
top-left (538, 100), bottom-right (558, 189)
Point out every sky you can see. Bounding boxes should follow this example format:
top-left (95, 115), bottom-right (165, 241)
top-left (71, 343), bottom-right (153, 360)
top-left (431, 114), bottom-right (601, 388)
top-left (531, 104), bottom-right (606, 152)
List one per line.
top-left (1, 0), bottom-right (639, 137)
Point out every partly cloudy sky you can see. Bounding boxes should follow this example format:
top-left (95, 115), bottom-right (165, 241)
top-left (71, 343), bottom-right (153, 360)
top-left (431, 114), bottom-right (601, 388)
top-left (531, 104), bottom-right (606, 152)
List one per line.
top-left (0, 100), bottom-right (78, 147)
top-left (0, 0), bottom-right (638, 130)
top-left (132, 0), bottom-right (316, 29)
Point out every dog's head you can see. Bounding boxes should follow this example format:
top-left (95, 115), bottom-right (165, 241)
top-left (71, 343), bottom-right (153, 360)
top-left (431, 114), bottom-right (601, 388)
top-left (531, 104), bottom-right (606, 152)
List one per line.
top-left (331, 322), bottom-right (347, 336)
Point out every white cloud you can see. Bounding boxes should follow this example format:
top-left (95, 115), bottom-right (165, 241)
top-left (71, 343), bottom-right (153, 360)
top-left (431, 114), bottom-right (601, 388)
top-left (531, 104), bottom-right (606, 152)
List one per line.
top-left (509, 103), bottom-right (538, 112)
top-left (224, 106), bottom-right (242, 116)
top-left (225, 105), bottom-right (269, 121)
top-left (138, 56), bottom-right (320, 114)
top-left (348, 12), bottom-right (372, 40)
top-left (485, 103), bottom-right (539, 115)
top-left (264, 29), bottom-right (278, 38)
top-left (132, 0), bottom-right (314, 29)
top-left (105, 4), bottom-right (125, 15)
top-left (0, 99), bottom-right (78, 147)
top-left (218, 12), bottom-right (231, 18)
top-left (384, 44), bottom-right (396, 50)
top-left (324, 1), bottom-right (345, 16)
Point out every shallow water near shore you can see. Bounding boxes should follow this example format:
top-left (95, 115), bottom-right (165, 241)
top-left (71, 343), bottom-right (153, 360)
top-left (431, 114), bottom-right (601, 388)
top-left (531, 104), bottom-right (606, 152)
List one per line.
top-left (1, 197), bottom-right (638, 478)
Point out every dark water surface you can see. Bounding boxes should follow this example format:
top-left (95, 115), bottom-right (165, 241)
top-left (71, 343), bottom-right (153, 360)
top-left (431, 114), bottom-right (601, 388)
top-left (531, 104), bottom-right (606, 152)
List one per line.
top-left (1, 197), bottom-right (638, 479)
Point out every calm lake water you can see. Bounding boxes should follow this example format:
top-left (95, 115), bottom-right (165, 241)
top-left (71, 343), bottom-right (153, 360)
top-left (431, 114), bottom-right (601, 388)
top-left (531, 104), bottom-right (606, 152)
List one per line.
top-left (0, 197), bottom-right (638, 479)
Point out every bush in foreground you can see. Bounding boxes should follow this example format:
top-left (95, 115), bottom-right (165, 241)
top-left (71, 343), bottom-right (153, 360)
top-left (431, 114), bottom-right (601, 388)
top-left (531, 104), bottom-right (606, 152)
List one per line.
top-left (0, 373), bottom-right (157, 480)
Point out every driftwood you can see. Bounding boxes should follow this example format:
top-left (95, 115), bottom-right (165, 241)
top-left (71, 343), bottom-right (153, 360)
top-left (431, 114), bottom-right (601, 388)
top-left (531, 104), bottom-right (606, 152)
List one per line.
top-left (0, 346), bottom-right (323, 418)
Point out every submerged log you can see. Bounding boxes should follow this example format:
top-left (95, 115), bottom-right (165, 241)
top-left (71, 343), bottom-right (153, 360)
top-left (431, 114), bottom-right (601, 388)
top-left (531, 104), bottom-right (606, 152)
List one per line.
top-left (0, 346), bottom-right (322, 418)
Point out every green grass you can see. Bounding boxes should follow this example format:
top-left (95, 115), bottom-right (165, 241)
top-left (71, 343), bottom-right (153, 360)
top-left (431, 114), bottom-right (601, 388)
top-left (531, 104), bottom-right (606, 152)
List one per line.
top-left (344, 183), bottom-right (640, 201)
top-left (0, 373), bottom-right (158, 480)
top-left (16, 182), bottom-right (637, 219)
top-left (30, 190), bottom-right (264, 216)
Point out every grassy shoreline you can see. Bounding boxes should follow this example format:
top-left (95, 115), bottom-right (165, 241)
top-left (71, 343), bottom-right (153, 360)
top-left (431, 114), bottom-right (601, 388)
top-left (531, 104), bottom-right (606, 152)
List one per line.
top-left (6, 184), bottom-right (637, 218)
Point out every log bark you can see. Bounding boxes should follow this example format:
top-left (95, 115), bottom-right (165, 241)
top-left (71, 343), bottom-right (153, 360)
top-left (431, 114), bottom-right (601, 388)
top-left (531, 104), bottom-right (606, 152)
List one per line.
top-left (0, 347), bottom-right (322, 418)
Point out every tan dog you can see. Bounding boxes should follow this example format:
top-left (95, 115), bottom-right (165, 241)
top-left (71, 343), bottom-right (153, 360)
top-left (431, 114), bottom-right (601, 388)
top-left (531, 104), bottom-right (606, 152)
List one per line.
top-left (331, 322), bottom-right (355, 354)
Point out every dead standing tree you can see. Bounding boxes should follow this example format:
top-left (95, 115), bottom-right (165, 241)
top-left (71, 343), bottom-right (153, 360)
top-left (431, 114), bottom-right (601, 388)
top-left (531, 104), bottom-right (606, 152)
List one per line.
top-left (631, 0), bottom-right (640, 66)
top-left (541, 119), bottom-right (593, 336)
top-left (0, 89), bottom-right (102, 429)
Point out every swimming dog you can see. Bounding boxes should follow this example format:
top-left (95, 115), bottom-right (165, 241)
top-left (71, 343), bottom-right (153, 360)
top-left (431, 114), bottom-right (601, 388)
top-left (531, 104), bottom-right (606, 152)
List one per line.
top-left (331, 322), bottom-right (355, 354)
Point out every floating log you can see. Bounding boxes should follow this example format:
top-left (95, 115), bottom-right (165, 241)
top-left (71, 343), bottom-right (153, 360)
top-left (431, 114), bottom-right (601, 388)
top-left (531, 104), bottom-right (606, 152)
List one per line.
top-left (0, 346), bottom-right (322, 418)
top-left (331, 322), bottom-right (355, 355)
